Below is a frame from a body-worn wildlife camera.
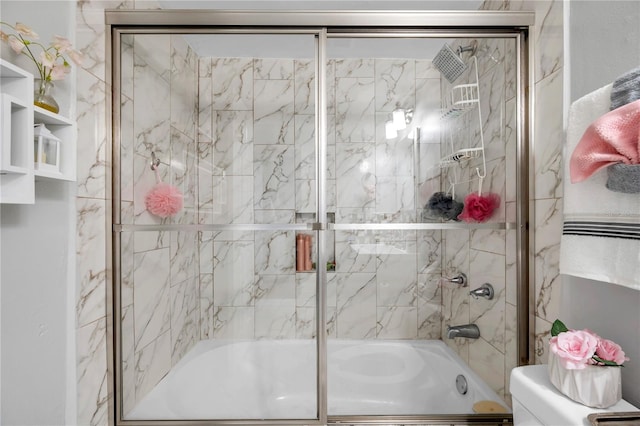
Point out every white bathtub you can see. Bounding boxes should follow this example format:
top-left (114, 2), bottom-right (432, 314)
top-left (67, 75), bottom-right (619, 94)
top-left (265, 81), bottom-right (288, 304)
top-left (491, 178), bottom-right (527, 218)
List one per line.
top-left (127, 339), bottom-right (508, 420)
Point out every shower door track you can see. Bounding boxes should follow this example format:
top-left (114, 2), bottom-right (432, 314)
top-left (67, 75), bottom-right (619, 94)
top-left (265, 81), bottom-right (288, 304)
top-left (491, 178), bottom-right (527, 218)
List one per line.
top-left (107, 9), bottom-right (534, 426)
top-left (112, 223), bottom-right (516, 232)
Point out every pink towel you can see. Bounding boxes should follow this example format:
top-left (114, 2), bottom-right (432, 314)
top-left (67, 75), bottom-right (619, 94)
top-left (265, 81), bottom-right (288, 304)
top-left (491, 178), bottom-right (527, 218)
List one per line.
top-left (570, 99), bottom-right (640, 183)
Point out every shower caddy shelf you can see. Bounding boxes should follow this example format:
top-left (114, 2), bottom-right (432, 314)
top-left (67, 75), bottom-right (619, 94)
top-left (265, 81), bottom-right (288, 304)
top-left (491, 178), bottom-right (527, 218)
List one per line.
top-left (439, 147), bottom-right (484, 168)
top-left (440, 82), bottom-right (479, 120)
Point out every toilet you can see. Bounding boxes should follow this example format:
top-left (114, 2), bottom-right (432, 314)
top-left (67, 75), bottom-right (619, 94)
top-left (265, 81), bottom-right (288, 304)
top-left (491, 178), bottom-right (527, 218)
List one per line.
top-left (510, 365), bottom-right (639, 425)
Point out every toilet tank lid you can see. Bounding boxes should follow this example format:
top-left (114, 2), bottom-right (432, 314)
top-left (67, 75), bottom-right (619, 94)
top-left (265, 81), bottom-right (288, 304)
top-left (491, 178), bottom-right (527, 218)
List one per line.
top-left (510, 365), bottom-right (638, 426)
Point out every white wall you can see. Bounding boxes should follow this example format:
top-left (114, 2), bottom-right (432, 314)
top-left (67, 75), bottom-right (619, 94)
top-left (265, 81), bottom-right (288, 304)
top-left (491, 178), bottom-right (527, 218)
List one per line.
top-left (0, 1), bottom-right (77, 424)
top-left (1, 182), bottom-right (76, 425)
top-left (566, 0), bottom-right (640, 408)
top-left (570, 0), bottom-right (640, 101)
top-left (561, 277), bottom-right (640, 406)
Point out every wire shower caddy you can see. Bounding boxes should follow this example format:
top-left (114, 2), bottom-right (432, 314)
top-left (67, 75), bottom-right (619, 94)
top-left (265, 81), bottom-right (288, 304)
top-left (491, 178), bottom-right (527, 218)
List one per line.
top-left (438, 55), bottom-right (487, 197)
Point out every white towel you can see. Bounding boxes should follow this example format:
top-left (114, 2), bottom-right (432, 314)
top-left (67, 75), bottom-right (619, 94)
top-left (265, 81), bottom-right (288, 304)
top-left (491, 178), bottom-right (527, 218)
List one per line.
top-left (559, 84), bottom-right (640, 291)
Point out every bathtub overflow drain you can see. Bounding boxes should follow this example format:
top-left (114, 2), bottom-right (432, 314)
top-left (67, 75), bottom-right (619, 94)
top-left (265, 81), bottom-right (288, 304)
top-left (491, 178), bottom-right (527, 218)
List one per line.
top-left (456, 374), bottom-right (468, 395)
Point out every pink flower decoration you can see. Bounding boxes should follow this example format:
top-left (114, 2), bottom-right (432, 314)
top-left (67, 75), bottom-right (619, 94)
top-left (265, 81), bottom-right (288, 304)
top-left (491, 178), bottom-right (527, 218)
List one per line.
top-left (550, 330), bottom-right (599, 370)
top-left (48, 64), bottom-right (69, 81)
top-left (8, 36), bottom-right (24, 54)
top-left (40, 51), bottom-right (56, 68)
top-left (1, 21), bottom-right (80, 83)
top-left (14, 23), bottom-right (38, 39)
top-left (51, 35), bottom-right (72, 53)
top-left (145, 182), bottom-right (183, 218)
top-left (458, 192), bottom-right (500, 222)
top-left (596, 338), bottom-right (629, 366)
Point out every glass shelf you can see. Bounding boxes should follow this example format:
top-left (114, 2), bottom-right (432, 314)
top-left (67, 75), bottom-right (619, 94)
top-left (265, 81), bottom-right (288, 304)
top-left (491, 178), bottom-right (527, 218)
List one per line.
top-left (330, 222), bottom-right (516, 230)
top-left (114, 222), bottom-right (517, 232)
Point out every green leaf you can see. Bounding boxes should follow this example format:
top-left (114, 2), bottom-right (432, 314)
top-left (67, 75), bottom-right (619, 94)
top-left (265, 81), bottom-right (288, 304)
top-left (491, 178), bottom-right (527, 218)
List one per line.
top-left (551, 319), bottom-right (569, 337)
top-left (592, 355), bottom-right (624, 367)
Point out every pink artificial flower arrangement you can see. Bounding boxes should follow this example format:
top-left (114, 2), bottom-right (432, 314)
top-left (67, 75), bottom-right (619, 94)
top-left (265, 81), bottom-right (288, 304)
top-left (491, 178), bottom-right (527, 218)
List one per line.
top-left (549, 319), bottom-right (629, 370)
top-left (0, 21), bottom-right (83, 82)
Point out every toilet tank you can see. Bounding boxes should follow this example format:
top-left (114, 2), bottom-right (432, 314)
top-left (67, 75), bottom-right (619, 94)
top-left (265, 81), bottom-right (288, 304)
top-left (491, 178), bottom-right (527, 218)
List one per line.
top-left (511, 397), bottom-right (544, 426)
top-left (510, 365), bottom-right (638, 426)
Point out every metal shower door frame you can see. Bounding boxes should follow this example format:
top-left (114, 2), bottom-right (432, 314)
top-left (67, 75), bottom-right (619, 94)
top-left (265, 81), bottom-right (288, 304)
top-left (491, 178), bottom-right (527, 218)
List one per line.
top-left (106, 9), bottom-right (534, 426)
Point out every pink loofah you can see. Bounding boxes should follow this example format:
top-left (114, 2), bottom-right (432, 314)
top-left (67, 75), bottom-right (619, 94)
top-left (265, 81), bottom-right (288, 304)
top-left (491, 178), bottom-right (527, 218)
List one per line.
top-left (458, 192), bottom-right (500, 223)
top-left (144, 153), bottom-right (184, 218)
top-left (145, 181), bottom-right (183, 218)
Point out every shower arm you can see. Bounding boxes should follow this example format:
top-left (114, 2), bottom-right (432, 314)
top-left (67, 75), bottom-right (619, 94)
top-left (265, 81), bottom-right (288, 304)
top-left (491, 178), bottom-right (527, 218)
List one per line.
top-left (457, 41), bottom-right (477, 56)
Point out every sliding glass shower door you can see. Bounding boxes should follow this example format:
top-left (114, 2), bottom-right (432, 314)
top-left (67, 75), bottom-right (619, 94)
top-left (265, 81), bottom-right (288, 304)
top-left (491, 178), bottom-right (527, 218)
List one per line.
top-left (114, 30), bottom-right (325, 422)
top-left (109, 10), bottom-right (531, 425)
top-left (323, 34), bottom-right (520, 417)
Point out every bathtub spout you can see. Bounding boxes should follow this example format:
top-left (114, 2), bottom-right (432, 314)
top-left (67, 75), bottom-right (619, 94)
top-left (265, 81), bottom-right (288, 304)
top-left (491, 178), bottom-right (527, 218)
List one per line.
top-left (446, 324), bottom-right (480, 339)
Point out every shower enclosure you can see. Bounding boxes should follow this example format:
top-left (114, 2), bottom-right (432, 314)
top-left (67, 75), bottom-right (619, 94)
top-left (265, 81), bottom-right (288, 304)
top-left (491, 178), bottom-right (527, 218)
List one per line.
top-left (108, 10), bottom-right (533, 425)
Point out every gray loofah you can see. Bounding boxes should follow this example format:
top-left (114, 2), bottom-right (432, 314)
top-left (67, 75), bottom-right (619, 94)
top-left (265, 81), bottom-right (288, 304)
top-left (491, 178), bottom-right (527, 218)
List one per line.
top-left (424, 192), bottom-right (464, 221)
top-left (610, 66), bottom-right (640, 110)
top-left (606, 163), bottom-right (640, 193)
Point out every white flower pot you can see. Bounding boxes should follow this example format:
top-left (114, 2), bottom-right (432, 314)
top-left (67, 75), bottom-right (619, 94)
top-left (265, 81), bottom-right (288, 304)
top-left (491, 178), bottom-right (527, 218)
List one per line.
top-left (548, 351), bottom-right (622, 408)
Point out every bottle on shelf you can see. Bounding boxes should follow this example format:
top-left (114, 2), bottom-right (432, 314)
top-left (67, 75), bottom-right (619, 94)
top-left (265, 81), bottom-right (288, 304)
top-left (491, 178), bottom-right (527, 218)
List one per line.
top-left (296, 234), bottom-right (304, 272)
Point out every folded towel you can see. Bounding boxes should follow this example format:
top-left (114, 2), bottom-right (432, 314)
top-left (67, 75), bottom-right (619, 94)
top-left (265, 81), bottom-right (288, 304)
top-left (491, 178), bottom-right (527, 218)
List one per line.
top-left (560, 84), bottom-right (640, 292)
top-left (610, 66), bottom-right (640, 110)
top-left (606, 163), bottom-right (640, 193)
top-left (570, 99), bottom-right (640, 183)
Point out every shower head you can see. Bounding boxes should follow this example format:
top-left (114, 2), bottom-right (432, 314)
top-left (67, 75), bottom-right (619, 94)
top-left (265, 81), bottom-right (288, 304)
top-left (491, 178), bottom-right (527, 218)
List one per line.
top-left (432, 44), bottom-right (468, 84)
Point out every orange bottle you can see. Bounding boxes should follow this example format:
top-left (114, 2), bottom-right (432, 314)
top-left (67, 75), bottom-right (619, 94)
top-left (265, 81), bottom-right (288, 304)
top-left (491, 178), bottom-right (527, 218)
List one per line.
top-left (296, 234), bottom-right (304, 272)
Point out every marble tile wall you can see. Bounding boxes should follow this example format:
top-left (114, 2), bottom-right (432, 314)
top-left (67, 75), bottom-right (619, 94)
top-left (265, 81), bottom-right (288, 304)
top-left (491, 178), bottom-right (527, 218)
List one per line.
top-left (197, 56), bottom-right (443, 342)
top-left (76, 2), bottom-right (131, 424)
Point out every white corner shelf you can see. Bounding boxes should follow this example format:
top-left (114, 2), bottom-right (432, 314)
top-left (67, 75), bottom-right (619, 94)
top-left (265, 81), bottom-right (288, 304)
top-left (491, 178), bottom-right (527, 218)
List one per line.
top-left (1, 94), bottom-right (30, 174)
top-left (1, 59), bottom-right (76, 204)
top-left (1, 59), bottom-right (34, 204)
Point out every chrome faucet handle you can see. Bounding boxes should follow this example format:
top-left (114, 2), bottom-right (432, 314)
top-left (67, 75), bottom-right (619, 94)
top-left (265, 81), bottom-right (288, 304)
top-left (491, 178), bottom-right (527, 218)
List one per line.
top-left (444, 273), bottom-right (467, 287)
top-left (469, 283), bottom-right (494, 300)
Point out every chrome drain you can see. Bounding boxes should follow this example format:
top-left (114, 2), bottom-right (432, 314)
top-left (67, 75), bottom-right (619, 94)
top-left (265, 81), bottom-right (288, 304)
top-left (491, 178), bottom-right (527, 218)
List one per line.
top-left (456, 374), bottom-right (468, 395)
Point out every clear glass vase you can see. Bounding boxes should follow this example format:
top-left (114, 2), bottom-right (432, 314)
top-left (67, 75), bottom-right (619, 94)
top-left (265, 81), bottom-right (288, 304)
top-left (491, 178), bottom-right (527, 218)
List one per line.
top-left (34, 80), bottom-right (60, 114)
